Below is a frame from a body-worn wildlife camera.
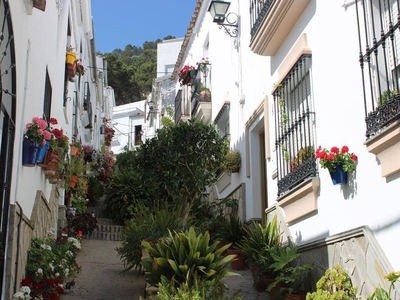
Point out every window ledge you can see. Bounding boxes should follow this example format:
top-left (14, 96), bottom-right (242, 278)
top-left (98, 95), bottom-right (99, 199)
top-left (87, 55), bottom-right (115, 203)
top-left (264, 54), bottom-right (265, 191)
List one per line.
top-left (365, 121), bottom-right (400, 178)
top-left (277, 177), bottom-right (320, 224)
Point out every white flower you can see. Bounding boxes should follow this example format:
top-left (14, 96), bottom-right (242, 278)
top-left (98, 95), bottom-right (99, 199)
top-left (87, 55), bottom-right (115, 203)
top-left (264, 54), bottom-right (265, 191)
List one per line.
top-left (64, 268), bottom-right (69, 276)
top-left (20, 285), bottom-right (31, 294)
top-left (55, 272), bottom-right (60, 277)
top-left (36, 268), bottom-right (43, 274)
top-left (49, 263), bottom-right (54, 271)
top-left (13, 291), bottom-right (25, 300)
top-left (66, 250), bottom-right (73, 257)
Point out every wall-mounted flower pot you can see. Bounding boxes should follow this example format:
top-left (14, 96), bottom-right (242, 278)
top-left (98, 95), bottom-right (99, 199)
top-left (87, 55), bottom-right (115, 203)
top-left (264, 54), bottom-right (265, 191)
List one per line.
top-left (329, 164), bottom-right (348, 185)
top-left (36, 141), bottom-right (50, 164)
top-left (32, 0), bottom-right (46, 11)
top-left (66, 52), bottom-right (77, 65)
top-left (69, 174), bottom-right (79, 188)
top-left (22, 141), bottom-right (41, 167)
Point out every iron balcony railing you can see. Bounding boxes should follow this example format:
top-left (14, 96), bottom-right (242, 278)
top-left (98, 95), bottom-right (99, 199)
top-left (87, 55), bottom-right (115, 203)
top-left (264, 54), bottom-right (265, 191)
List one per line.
top-left (249, 0), bottom-right (274, 42)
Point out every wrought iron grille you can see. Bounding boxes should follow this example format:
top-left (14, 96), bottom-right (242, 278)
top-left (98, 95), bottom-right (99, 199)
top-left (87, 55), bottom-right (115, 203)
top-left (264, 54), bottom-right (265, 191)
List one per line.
top-left (273, 54), bottom-right (316, 196)
top-left (249, 0), bottom-right (274, 41)
top-left (355, 0), bottom-right (400, 138)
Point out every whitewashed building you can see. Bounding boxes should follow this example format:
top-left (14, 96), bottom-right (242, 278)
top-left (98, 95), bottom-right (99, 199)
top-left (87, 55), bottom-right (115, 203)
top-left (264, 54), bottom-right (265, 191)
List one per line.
top-left (111, 101), bottom-right (145, 154)
top-left (173, 0), bottom-right (400, 296)
top-left (0, 1), bottom-right (113, 298)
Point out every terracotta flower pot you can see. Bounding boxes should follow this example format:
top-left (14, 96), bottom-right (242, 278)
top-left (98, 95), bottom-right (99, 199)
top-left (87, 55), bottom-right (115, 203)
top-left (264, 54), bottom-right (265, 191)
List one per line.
top-left (69, 174), bottom-right (79, 188)
top-left (43, 154), bottom-right (60, 176)
top-left (226, 248), bottom-right (245, 270)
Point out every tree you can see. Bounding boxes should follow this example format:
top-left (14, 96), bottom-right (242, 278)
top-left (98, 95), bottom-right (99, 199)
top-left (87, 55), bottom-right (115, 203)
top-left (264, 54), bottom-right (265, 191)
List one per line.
top-left (105, 119), bottom-right (229, 226)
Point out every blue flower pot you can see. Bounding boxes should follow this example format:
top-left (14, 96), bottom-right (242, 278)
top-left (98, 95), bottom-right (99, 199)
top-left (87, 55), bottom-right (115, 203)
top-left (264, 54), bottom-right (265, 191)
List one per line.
top-left (22, 141), bottom-right (41, 167)
top-left (329, 164), bottom-right (348, 185)
top-left (36, 141), bottom-right (50, 163)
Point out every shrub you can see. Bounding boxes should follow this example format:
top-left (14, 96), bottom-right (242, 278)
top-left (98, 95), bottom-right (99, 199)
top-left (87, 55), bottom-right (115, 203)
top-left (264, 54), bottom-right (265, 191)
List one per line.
top-left (141, 227), bottom-right (236, 292)
top-left (306, 265), bottom-right (358, 300)
top-left (116, 200), bottom-right (181, 272)
top-left (67, 212), bottom-right (98, 237)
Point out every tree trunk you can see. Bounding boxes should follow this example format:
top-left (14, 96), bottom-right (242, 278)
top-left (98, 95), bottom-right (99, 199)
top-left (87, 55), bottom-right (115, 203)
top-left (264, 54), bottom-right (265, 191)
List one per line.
top-left (180, 200), bottom-right (191, 227)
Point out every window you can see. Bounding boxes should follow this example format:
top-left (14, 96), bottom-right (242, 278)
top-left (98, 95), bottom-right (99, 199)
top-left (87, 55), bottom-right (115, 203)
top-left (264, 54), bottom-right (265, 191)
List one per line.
top-left (134, 125), bottom-right (142, 145)
top-left (43, 70), bottom-right (52, 121)
top-left (356, 0), bottom-right (400, 138)
top-left (214, 103), bottom-right (230, 138)
top-left (273, 54), bottom-right (316, 196)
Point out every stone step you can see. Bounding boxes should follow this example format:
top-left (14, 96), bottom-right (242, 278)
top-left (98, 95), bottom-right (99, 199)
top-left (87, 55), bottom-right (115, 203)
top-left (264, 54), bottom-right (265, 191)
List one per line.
top-left (85, 218), bottom-right (124, 241)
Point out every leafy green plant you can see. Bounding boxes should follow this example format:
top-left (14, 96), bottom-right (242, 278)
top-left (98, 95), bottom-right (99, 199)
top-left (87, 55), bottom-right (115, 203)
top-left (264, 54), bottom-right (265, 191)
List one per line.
top-left (267, 246), bottom-right (314, 295)
top-left (214, 214), bottom-right (246, 248)
top-left (290, 146), bottom-right (315, 170)
top-left (306, 265), bottom-right (358, 300)
top-left (367, 271), bottom-right (400, 300)
top-left (141, 227), bottom-right (237, 290)
top-left (156, 276), bottom-right (243, 300)
top-left (236, 215), bottom-right (279, 268)
top-left (224, 150), bottom-right (242, 173)
top-left (379, 90), bottom-right (399, 106)
top-left (116, 200), bottom-right (181, 272)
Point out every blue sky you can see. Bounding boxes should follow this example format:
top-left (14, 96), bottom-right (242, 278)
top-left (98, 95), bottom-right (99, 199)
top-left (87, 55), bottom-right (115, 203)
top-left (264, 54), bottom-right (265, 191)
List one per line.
top-left (91, 0), bottom-right (197, 54)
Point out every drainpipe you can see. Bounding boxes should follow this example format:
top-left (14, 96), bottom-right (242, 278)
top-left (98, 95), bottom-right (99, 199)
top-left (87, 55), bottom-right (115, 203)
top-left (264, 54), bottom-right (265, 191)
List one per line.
top-left (14, 201), bottom-right (23, 294)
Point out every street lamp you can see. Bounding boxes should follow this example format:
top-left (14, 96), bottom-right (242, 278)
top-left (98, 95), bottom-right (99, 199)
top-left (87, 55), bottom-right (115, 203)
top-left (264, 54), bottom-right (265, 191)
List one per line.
top-left (208, 0), bottom-right (238, 38)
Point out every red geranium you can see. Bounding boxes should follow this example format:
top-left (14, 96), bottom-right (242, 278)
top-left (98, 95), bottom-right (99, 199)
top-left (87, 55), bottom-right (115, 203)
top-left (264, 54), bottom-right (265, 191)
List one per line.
top-left (315, 145), bottom-right (358, 173)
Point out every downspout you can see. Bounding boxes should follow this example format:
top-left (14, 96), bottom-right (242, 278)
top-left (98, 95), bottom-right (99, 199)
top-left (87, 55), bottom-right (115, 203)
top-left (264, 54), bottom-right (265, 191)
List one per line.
top-left (14, 201), bottom-right (23, 294)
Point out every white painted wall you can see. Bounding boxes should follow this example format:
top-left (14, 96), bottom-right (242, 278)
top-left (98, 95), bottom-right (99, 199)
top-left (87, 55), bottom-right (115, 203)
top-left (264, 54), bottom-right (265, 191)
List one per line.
top-left (9, 0), bottom-right (108, 217)
top-left (111, 101), bottom-right (146, 154)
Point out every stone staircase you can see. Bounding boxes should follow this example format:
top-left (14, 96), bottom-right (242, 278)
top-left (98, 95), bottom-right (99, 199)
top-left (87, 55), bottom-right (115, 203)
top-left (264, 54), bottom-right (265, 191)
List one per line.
top-left (86, 218), bottom-right (124, 241)
top-left (84, 196), bottom-right (124, 241)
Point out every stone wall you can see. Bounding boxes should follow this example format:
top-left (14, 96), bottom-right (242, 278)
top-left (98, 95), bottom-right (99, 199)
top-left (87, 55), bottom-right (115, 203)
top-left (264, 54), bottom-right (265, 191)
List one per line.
top-left (4, 186), bottom-right (62, 299)
top-left (268, 205), bottom-right (400, 299)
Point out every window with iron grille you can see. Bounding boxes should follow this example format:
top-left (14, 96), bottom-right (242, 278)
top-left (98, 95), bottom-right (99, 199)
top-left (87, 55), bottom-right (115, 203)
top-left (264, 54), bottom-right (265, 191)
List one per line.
top-left (273, 54), bottom-right (316, 196)
top-left (356, 0), bottom-right (400, 138)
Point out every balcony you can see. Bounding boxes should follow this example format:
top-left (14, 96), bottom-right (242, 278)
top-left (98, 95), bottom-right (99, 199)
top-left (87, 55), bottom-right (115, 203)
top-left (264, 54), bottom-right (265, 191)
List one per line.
top-left (174, 86), bottom-right (192, 125)
top-left (249, 0), bottom-right (311, 56)
top-left (191, 79), bottom-right (212, 125)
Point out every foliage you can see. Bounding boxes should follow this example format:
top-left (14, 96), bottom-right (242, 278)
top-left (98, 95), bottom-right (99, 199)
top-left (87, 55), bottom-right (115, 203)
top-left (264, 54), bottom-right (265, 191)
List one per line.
top-left (50, 128), bottom-right (69, 154)
top-left (161, 105), bottom-right (175, 128)
top-left (378, 90), bottom-right (398, 106)
top-left (76, 59), bottom-right (85, 76)
top-left (236, 215), bottom-right (280, 270)
top-left (14, 231), bottom-right (81, 300)
top-left (70, 194), bottom-right (88, 214)
top-left (224, 150), bottom-right (242, 173)
top-left (315, 145), bottom-right (358, 173)
top-left (266, 246), bottom-right (314, 294)
top-left (306, 265), bottom-right (359, 300)
top-left (24, 117), bottom-right (51, 145)
top-left (290, 146), bottom-right (315, 170)
top-left (116, 200), bottom-right (181, 272)
top-left (104, 126), bottom-right (115, 147)
top-left (196, 57), bottom-right (211, 72)
top-left (104, 166), bottom-right (159, 223)
top-left (157, 276), bottom-right (243, 300)
top-left (178, 65), bottom-right (196, 86)
top-left (367, 271), bottom-right (400, 300)
top-left (108, 119), bottom-right (229, 226)
top-left (214, 214), bottom-right (246, 248)
top-left (141, 227), bottom-right (237, 289)
top-left (67, 212), bottom-right (98, 237)
top-left (191, 197), bottom-right (238, 243)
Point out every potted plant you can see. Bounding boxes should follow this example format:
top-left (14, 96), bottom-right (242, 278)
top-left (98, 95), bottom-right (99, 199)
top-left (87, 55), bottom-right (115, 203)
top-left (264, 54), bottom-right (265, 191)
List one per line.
top-left (236, 215), bottom-right (281, 292)
top-left (64, 155), bottom-right (87, 194)
top-left (22, 117), bottom-right (50, 167)
top-left (214, 214), bottom-right (247, 270)
top-left (178, 65), bottom-right (196, 86)
top-left (315, 145), bottom-right (358, 185)
top-left (290, 146), bottom-right (314, 170)
top-left (267, 246), bottom-right (315, 299)
top-left (66, 46), bottom-right (77, 78)
top-left (306, 265), bottom-right (358, 299)
top-left (224, 150), bottom-right (242, 173)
